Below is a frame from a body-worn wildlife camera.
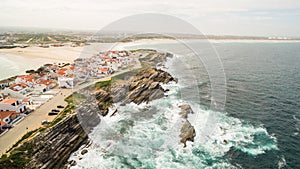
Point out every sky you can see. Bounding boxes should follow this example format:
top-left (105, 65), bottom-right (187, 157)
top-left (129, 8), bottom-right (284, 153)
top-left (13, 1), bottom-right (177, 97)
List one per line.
top-left (1, 0), bottom-right (300, 37)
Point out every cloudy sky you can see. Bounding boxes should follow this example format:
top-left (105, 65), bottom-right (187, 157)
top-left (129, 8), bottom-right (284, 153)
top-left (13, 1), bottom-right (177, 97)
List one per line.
top-left (1, 0), bottom-right (300, 37)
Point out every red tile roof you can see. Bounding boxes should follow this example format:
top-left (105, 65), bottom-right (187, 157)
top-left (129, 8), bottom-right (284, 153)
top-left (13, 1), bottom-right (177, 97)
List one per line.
top-left (9, 83), bottom-right (27, 91)
top-left (57, 70), bottom-right (66, 75)
top-left (0, 121), bottom-right (6, 126)
top-left (10, 112), bottom-right (20, 118)
top-left (99, 68), bottom-right (109, 72)
top-left (38, 80), bottom-right (53, 87)
top-left (0, 111), bottom-right (17, 119)
top-left (22, 97), bottom-right (31, 102)
top-left (17, 74), bottom-right (37, 82)
top-left (0, 98), bottom-right (18, 104)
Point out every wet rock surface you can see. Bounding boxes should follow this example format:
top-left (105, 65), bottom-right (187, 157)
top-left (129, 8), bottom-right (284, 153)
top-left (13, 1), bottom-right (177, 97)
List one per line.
top-left (125, 68), bottom-right (177, 105)
top-left (91, 68), bottom-right (177, 117)
top-left (1, 60), bottom-right (178, 169)
top-left (179, 104), bottom-right (196, 147)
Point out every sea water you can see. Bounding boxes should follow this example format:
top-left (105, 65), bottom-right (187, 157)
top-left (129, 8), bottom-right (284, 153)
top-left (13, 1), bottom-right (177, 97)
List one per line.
top-left (69, 41), bottom-right (300, 168)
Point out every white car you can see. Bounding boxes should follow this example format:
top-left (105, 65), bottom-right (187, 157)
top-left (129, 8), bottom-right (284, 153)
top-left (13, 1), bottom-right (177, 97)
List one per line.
top-left (41, 120), bottom-right (51, 125)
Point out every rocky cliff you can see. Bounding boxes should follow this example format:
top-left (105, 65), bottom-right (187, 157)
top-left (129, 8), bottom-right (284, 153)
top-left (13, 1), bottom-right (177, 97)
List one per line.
top-left (25, 114), bottom-right (88, 169)
top-left (0, 114), bottom-right (88, 169)
top-left (0, 67), bottom-right (177, 169)
top-left (93, 67), bottom-right (177, 116)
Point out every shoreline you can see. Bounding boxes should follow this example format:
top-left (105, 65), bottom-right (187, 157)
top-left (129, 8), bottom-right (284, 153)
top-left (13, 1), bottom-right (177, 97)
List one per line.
top-left (0, 48), bottom-right (144, 156)
top-left (0, 46), bottom-right (83, 62)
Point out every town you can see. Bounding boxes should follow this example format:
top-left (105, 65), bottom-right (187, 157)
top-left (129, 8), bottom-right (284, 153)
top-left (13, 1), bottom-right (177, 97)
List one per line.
top-left (0, 50), bottom-right (134, 136)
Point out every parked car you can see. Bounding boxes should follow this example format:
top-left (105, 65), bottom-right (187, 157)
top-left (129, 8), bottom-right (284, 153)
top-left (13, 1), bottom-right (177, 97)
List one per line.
top-left (51, 109), bottom-right (60, 112)
top-left (57, 105), bottom-right (64, 108)
top-left (48, 112), bottom-right (58, 116)
top-left (41, 120), bottom-right (51, 125)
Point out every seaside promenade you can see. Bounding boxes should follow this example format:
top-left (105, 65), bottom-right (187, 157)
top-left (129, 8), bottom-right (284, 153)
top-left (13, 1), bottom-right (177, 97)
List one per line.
top-left (0, 55), bottom-right (142, 155)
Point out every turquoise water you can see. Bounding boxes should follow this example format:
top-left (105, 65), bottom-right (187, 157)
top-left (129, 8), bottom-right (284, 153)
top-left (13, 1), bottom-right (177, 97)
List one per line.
top-left (0, 52), bottom-right (66, 80)
top-left (69, 41), bottom-right (300, 168)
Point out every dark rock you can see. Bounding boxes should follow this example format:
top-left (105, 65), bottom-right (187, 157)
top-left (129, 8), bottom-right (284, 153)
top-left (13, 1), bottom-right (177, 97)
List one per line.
top-left (125, 68), bottom-right (176, 105)
top-left (94, 67), bottom-right (176, 108)
top-left (24, 114), bottom-right (89, 169)
top-left (179, 104), bottom-right (194, 119)
top-left (178, 104), bottom-right (196, 148)
top-left (180, 120), bottom-right (196, 148)
top-left (69, 160), bottom-right (77, 166)
top-left (81, 149), bottom-right (88, 155)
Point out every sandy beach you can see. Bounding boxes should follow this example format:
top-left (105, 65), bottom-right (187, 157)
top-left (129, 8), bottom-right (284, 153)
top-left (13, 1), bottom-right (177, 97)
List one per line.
top-left (0, 46), bottom-right (83, 62)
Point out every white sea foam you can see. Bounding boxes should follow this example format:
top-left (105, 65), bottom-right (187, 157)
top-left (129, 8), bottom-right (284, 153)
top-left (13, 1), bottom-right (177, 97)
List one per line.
top-left (69, 80), bottom-right (278, 168)
top-left (69, 46), bottom-right (278, 168)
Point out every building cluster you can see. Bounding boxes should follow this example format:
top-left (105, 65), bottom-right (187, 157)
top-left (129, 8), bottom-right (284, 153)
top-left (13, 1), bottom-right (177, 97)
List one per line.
top-left (74, 50), bottom-right (133, 83)
top-left (0, 64), bottom-right (75, 132)
top-left (0, 50), bottom-right (134, 133)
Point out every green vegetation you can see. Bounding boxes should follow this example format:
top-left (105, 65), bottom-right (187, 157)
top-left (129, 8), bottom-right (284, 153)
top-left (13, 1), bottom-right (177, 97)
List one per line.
top-left (112, 69), bottom-right (140, 81)
top-left (0, 148), bottom-right (32, 169)
top-left (0, 129), bottom-right (38, 168)
top-left (0, 95), bottom-right (77, 168)
top-left (8, 129), bottom-right (38, 152)
top-left (65, 92), bottom-right (87, 105)
top-left (0, 33), bottom-right (86, 45)
top-left (95, 79), bottom-right (112, 88)
top-left (49, 103), bottom-right (74, 127)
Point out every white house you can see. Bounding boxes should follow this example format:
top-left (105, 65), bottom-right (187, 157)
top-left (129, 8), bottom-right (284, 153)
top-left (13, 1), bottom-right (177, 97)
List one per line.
top-left (11, 83), bottom-right (29, 93)
top-left (0, 111), bottom-right (20, 128)
top-left (32, 85), bottom-right (47, 95)
top-left (0, 98), bottom-right (27, 113)
top-left (15, 75), bottom-right (36, 87)
top-left (34, 80), bottom-right (56, 93)
top-left (1, 88), bottom-right (25, 99)
top-left (58, 77), bottom-right (73, 88)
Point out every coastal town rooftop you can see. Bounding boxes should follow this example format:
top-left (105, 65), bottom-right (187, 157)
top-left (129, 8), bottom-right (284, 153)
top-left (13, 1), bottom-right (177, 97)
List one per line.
top-left (0, 111), bottom-right (19, 119)
top-left (0, 98), bottom-right (18, 104)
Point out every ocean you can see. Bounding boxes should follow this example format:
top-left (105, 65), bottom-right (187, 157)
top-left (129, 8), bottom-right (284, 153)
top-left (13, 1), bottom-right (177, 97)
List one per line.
top-left (0, 52), bottom-right (65, 80)
top-left (69, 41), bottom-right (300, 168)
top-left (70, 41), bottom-right (300, 169)
top-left (4, 41), bottom-right (299, 168)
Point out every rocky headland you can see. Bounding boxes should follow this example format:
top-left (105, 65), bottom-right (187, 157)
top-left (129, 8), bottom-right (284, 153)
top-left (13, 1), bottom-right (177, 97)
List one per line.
top-left (0, 113), bottom-right (88, 169)
top-left (0, 50), bottom-right (191, 169)
top-left (0, 67), bottom-right (178, 169)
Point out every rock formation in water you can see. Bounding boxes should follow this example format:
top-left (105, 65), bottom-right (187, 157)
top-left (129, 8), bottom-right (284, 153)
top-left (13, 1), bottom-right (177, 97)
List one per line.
top-left (179, 104), bottom-right (196, 147)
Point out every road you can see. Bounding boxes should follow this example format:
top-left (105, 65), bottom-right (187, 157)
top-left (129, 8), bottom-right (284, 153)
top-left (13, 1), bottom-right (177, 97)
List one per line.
top-left (0, 89), bottom-right (72, 155)
top-left (0, 55), bottom-right (142, 155)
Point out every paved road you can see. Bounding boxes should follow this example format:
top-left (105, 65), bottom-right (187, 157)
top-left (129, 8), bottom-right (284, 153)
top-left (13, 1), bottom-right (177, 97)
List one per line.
top-left (0, 55), bottom-right (142, 155)
top-left (0, 89), bottom-right (72, 155)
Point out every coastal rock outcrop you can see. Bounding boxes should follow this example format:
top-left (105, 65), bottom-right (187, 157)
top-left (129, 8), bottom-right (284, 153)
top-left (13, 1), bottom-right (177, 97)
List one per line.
top-left (92, 68), bottom-right (177, 116)
top-left (94, 89), bottom-right (113, 116)
top-left (178, 104), bottom-right (196, 147)
top-left (0, 52), bottom-right (178, 169)
top-left (0, 114), bottom-right (89, 169)
top-left (179, 104), bottom-right (194, 118)
top-left (26, 114), bottom-right (88, 169)
top-left (124, 68), bottom-right (177, 105)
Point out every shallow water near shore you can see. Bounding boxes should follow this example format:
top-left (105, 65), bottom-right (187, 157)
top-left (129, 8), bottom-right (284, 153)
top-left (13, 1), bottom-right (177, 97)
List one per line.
top-left (0, 52), bottom-right (66, 80)
top-left (69, 41), bottom-right (300, 168)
